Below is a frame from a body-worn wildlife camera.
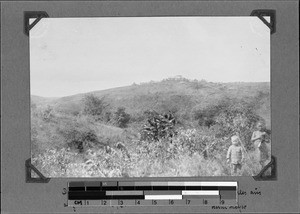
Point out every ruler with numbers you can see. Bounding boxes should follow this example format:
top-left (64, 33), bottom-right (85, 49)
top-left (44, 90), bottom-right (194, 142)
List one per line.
top-left (67, 181), bottom-right (238, 206)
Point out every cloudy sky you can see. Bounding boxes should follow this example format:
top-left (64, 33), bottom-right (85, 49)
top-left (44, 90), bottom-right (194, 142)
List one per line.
top-left (30, 17), bottom-right (270, 97)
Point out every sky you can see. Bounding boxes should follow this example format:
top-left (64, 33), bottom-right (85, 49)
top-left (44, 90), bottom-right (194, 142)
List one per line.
top-left (30, 17), bottom-right (270, 97)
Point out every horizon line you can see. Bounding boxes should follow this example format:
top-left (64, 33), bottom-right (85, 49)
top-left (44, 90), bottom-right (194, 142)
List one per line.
top-left (31, 79), bottom-right (270, 99)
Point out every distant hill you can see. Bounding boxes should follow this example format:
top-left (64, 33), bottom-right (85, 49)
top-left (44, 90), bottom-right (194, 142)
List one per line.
top-left (31, 95), bottom-right (59, 106)
top-left (31, 78), bottom-right (270, 128)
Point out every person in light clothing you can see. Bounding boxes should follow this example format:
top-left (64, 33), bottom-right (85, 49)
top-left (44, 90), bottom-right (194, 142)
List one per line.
top-left (251, 122), bottom-right (269, 167)
top-left (227, 135), bottom-right (244, 175)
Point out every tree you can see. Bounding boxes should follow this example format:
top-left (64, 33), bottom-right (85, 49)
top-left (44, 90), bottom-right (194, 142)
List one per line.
top-left (113, 107), bottom-right (131, 128)
top-left (82, 94), bottom-right (108, 119)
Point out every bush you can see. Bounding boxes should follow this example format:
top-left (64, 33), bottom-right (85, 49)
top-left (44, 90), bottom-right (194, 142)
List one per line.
top-left (113, 107), bottom-right (131, 128)
top-left (193, 99), bottom-right (263, 151)
top-left (82, 94), bottom-right (108, 120)
top-left (213, 101), bottom-right (263, 150)
top-left (193, 99), bottom-right (230, 128)
top-left (58, 118), bottom-right (99, 153)
top-left (41, 105), bottom-right (55, 122)
top-left (141, 111), bottom-right (176, 141)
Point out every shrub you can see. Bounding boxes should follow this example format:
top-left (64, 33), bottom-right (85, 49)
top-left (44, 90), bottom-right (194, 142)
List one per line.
top-left (58, 118), bottom-right (99, 153)
top-left (103, 111), bottom-right (112, 122)
top-left (82, 94), bottom-right (109, 120)
top-left (193, 99), bottom-right (230, 128)
top-left (41, 105), bottom-right (55, 122)
top-left (113, 107), bottom-right (131, 128)
top-left (141, 111), bottom-right (176, 141)
top-left (213, 101), bottom-right (263, 150)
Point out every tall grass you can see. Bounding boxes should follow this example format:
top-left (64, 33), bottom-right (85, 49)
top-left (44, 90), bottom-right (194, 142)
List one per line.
top-left (31, 95), bottom-right (270, 177)
top-left (32, 116), bottom-right (269, 177)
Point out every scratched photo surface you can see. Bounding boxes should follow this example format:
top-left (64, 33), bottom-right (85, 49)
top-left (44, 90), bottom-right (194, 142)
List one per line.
top-left (30, 17), bottom-right (270, 177)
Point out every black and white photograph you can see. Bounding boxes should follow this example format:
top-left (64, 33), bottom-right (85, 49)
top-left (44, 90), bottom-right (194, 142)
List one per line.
top-left (30, 17), bottom-right (271, 177)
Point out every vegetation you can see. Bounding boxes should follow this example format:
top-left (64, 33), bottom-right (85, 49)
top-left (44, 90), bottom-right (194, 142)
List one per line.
top-left (31, 77), bottom-right (271, 177)
top-left (141, 111), bottom-right (176, 141)
top-left (113, 107), bottom-right (131, 128)
top-left (83, 94), bottom-right (109, 120)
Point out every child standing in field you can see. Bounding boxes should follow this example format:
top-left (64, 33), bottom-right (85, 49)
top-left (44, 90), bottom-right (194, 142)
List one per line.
top-left (227, 135), bottom-right (244, 176)
top-left (251, 122), bottom-right (269, 167)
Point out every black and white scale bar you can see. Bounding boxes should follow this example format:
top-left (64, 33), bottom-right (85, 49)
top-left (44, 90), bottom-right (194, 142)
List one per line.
top-left (69, 184), bottom-right (236, 192)
top-left (68, 191), bottom-right (145, 200)
top-left (69, 186), bottom-right (236, 191)
top-left (69, 190), bottom-right (224, 200)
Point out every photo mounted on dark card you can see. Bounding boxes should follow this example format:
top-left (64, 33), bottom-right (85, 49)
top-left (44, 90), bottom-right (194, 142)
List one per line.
top-left (1, 1), bottom-right (299, 214)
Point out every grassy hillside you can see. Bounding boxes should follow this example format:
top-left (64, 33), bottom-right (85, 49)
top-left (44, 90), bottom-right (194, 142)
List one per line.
top-left (31, 77), bottom-right (271, 177)
top-left (31, 95), bottom-right (58, 107)
top-left (33, 77), bottom-right (270, 127)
